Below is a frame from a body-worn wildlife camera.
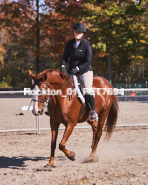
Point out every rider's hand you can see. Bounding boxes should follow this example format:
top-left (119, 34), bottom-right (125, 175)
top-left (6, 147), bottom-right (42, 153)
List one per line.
top-left (61, 65), bottom-right (66, 73)
top-left (71, 66), bottom-right (79, 75)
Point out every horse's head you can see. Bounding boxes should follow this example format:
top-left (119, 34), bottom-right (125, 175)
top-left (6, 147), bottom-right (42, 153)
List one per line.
top-left (29, 69), bottom-right (69, 116)
top-left (29, 70), bottom-right (49, 116)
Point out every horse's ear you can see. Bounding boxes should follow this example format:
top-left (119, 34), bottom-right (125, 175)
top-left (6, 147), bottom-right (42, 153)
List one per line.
top-left (29, 70), bottom-right (35, 80)
top-left (43, 73), bottom-right (47, 82)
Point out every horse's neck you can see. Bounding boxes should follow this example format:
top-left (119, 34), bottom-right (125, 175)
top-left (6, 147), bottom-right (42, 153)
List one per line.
top-left (50, 77), bottom-right (74, 102)
top-left (50, 78), bottom-right (69, 91)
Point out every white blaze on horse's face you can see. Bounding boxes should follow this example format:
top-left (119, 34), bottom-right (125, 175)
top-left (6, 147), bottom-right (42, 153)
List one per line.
top-left (32, 85), bottom-right (39, 115)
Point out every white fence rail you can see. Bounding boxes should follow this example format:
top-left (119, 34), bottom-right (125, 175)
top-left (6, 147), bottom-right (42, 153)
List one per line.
top-left (0, 88), bottom-right (148, 100)
top-left (0, 90), bottom-right (31, 98)
top-left (0, 124), bottom-right (148, 134)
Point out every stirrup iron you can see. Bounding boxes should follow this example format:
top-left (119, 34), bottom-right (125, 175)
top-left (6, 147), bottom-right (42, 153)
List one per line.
top-left (89, 110), bottom-right (98, 122)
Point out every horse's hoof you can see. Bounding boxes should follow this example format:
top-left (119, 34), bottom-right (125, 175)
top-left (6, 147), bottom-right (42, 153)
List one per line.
top-left (67, 151), bottom-right (75, 161)
top-left (36, 164), bottom-right (52, 171)
top-left (43, 164), bottom-right (52, 171)
top-left (83, 154), bottom-right (99, 163)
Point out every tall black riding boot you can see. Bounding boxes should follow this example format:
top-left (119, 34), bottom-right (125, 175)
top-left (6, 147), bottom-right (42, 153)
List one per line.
top-left (85, 94), bottom-right (98, 121)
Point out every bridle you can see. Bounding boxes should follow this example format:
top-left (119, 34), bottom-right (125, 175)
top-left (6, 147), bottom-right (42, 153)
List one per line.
top-left (32, 81), bottom-right (51, 104)
top-left (28, 81), bottom-right (51, 111)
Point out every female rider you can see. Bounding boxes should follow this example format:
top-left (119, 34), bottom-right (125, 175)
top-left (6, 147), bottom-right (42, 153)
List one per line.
top-left (61, 22), bottom-right (97, 121)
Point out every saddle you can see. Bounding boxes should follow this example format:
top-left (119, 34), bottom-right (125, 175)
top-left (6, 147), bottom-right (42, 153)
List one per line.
top-left (73, 75), bottom-right (98, 121)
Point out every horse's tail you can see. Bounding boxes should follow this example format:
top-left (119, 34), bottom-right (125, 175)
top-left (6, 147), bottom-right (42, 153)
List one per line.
top-left (105, 96), bottom-right (119, 139)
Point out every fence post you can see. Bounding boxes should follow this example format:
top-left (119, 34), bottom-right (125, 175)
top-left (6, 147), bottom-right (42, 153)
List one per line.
top-left (32, 79), bottom-right (40, 134)
top-left (36, 116), bottom-right (40, 134)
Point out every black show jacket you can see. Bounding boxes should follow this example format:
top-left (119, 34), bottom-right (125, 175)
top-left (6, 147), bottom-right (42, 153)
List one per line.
top-left (61, 38), bottom-right (92, 75)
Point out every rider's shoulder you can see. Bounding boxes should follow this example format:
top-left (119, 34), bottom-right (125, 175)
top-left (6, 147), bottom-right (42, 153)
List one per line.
top-left (82, 38), bottom-right (92, 47)
top-left (66, 39), bottom-right (75, 46)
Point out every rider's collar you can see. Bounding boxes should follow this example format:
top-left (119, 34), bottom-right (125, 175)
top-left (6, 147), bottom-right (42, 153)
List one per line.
top-left (76, 40), bottom-right (80, 48)
top-left (73, 38), bottom-right (83, 49)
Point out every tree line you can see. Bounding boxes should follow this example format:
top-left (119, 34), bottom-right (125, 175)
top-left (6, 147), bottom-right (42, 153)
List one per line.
top-left (0, 0), bottom-right (148, 87)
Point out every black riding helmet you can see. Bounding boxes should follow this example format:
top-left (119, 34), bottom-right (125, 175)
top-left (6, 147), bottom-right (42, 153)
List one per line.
top-left (72, 23), bottom-right (86, 35)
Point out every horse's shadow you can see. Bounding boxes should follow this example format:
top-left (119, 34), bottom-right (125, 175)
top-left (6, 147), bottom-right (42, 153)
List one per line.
top-left (0, 156), bottom-right (67, 169)
top-left (0, 156), bottom-right (49, 169)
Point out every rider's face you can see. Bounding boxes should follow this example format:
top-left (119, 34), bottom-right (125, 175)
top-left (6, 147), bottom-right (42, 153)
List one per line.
top-left (74, 31), bottom-right (84, 41)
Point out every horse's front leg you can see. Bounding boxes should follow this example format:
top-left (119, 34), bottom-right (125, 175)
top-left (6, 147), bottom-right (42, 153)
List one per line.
top-left (59, 123), bottom-right (75, 161)
top-left (44, 119), bottom-right (59, 169)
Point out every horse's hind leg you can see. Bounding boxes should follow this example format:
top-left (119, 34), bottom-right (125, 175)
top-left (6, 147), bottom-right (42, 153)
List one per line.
top-left (59, 122), bottom-right (75, 161)
top-left (87, 120), bottom-right (98, 149)
top-left (84, 109), bottom-right (110, 163)
top-left (92, 109), bottom-right (110, 152)
top-left (44, 119), bottom-right (59, 169)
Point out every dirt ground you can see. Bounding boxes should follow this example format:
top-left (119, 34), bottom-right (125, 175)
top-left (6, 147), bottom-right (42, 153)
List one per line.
top-left (0, 99), bottom-right (148, 185)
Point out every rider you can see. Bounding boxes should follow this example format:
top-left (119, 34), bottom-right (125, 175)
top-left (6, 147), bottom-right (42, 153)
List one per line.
top-left (60, 22), bottom-right (97, 121)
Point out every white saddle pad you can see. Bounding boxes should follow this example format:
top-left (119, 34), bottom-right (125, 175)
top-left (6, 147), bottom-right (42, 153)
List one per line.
top-left (73, 75), bottom-right (85, 104)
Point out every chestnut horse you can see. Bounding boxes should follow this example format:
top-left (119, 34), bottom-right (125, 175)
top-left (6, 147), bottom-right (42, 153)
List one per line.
top-left (29, 69), bottom-right (118, 170)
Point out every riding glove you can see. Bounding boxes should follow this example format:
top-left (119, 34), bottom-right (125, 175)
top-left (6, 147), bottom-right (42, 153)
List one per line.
top-left (71, 66), bottom-right (79, 75)
top-left (61, 65), bottom-right (66, 73)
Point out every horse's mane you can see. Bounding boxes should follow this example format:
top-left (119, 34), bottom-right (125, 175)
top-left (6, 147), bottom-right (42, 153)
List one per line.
top-left (35, 69), bottom-right (69, 81)
top-left (59, 71), bottom-right (69, 80)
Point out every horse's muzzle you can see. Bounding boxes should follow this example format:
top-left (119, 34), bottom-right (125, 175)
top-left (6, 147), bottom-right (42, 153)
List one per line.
top-left (32, 110), bottom-right (40, 116)
top-left (32, 108), bottom-right (44, 116)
